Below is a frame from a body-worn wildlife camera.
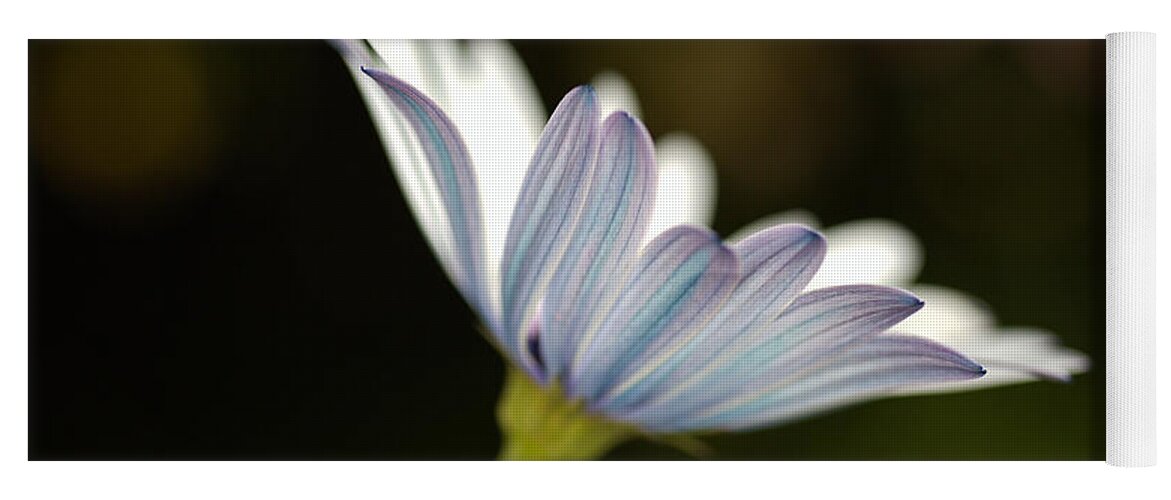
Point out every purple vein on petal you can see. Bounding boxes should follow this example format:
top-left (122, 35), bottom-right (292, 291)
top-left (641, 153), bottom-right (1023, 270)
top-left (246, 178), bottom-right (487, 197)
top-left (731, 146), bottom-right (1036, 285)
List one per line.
top-left (540, 111), bottom-right (657, 380)
top-left (673, 335), bottom-right (985, 432)
top-left (499, 85), bottom-right (600, 372)
top-left (625, 284), bottom-right (924, 426)
top-left (568, 226), bottom-right (738, 403)
top-left (361, 67), bottom-right (490, 324)
top-left (597, 224), bottom-right (825, 414)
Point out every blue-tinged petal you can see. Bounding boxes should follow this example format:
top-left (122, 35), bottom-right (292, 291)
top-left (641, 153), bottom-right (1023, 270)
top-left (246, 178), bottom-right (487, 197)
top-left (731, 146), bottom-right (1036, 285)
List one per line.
top-left (596, 224), bottom-right (825, 413)
top-left (624, 284), bottom-right (923, 427)
top-left (499, 86), bottom-right (600, 371)
top-left (727, 224), bottom-right (827, 325)
top-left (334, 42), bottom-right (467, 320)
top-left (568, 226), bottom-right (738, 403)
top-left (894, 285), bottom-right (1090, 391)
top-left (670, 335), bottom-right (985, 432)
top-left (360, 67), bottom-right (490, 322)
top-left (540, 112), bottom-right (657, 379)
top-left (335, 41), bottom-right (547, 318)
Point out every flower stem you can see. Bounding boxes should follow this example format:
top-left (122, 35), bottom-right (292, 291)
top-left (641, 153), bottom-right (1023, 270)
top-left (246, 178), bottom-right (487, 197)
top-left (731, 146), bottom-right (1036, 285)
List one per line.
top-left (496, 368), bottom-right (635, 460)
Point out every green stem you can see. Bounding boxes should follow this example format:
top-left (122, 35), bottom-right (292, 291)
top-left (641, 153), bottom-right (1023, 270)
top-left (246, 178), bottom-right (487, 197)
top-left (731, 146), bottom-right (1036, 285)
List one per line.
top-left (496, 368), bottom-right (636, 460)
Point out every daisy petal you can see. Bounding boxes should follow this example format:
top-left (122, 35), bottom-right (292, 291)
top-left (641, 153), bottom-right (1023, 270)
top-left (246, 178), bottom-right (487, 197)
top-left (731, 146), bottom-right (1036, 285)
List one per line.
top-left (596, 224), bottom-right (825, 413)
top-left (361, 40), bottom-right (547, 315)
top-left (334, 42), bottom-right (465, 303)
top-left (627, 285), bottom-right (923, 428)
top-left (730, 216), bottom-right (923, 289)
top-left (725, 210), bottom-right (822, 243)
top-left (568, 226), bottom-right (738, 402)
top-left (592, 71), bottom-right (644, 119)
top-left (807, 219), bottom-right (924, 289)
top-left (731, 224), bottom-right (828, 320)
top-left (676, 335), bottom-right (985, 431)
top-left (588, 72), bottom-right (716, 238)
top-left (360, 67), bottom-right (489, 318)
top-left (463, 41), bottom-right (548, 313)
top-left (646, 133), bottom-right (719, 239)
top-left (540, 112), bottom-right (657, 379)
top-left (759, 285), bottom-right (926, 365)
top-left (500, 86), bottom-right (600, 366)
top-left (367, 39), bottom-right (465, 104)
top-left (895, 285), bottom-right (1090, 391)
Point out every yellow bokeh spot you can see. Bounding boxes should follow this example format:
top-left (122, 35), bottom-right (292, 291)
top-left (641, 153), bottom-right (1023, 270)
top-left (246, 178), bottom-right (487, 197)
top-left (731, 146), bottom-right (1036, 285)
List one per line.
top-left (32, 41), bottom-right (223, 214)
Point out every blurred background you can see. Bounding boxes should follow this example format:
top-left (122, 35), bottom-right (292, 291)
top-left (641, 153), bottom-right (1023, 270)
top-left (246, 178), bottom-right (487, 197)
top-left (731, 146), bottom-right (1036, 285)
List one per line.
top-left (29, 40), bottom-right (1103, 459)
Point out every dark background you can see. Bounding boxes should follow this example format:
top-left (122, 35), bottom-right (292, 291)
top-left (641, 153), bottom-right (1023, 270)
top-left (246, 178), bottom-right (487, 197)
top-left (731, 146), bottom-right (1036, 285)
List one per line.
top-left (29, 40), bottom-right (1104, 459)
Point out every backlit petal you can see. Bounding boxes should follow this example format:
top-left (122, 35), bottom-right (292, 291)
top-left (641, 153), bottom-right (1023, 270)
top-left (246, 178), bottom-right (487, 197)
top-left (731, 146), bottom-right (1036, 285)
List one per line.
top-left (806, 219), bottom-right (924, 289)
top-left (333, 41), bottom-right (460, 297)
top-left (674, 335), bottom-right (985, 431)
top-left (590, 71), bottom-right (716, 240)
top-left (895, 285), bottom-right (1090, 391)
top-left (540, 112), bottom-right (657, 379)
top-left (730, 216), bottom-right (923, 289)
top-left (627, 285), bottom-right (923, 428)
top-left (360, 67), bottom-right (490, 320)
top-left (646, 133), bottom-right (718, 240)
top-left (500, 86), bottom-right (600, 370)
top-left (597, 224), bottom-right (825, 413)
top-left (592, 71), bottom-right (644, 119)
top-left (360, 40), bottom-right (545, 313)
top-left (568, 226), bottom-right (738, 403)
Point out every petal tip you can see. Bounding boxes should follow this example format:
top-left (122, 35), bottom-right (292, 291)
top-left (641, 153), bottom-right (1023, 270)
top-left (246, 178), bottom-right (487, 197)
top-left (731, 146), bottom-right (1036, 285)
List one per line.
top-left (797, 225), bottom-right (826, 245)
top-left (568, 84), bottom-right (598, 101)
top-left (359, 65), bottom-right (394, 84)
top-left (894, 288), bottom-right (926, 310)
top-left (602, 110), bottom-right (643, 130)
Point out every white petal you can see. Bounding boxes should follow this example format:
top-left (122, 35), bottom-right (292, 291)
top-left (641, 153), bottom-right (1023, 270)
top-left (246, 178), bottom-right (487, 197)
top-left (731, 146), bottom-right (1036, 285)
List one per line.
top-left (730, 215), bottom-right (922, 289)
top-left (895, 285), bottom-right (1090, 393)
top-left (367, 40), bottom-right (427, 92)
top-left (362, 40), bottom-right (546, 314)
top-left (335, 41), bottom-right (458, 282)
top-left (645, 133), bottom-right (718, 242)
top-left (591, 71), bottom-right (644, 119)
top-left (727, 212), bottom-right (1088, 393)
top-left (806, 219), bottom-right (924, 289)
top-left (459, 40), bottom-right (546, 313)
top-left (359, 67), bottom-right (493, 320)
top-left (897, 284), bottom-right (995, 343)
